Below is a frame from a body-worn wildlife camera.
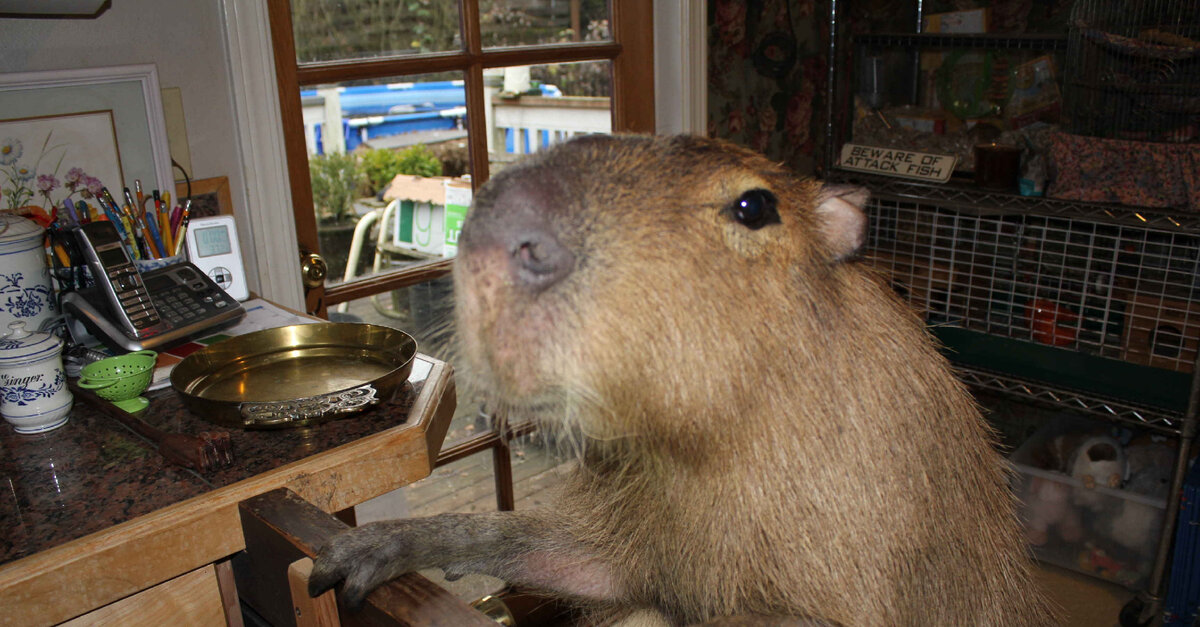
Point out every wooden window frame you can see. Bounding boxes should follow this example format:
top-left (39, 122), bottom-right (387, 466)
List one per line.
top-left (266, 0), bottom-right (654, 310)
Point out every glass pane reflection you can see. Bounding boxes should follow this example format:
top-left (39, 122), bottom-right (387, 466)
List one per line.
top-left (291, 0), bottom-right (462, 63)
top-left (480, 0), bottom-right (611, 48)
top-left (331, 277), bottom-right (487, 448)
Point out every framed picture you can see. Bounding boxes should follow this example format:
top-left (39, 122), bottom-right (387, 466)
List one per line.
top-left (176, 176), bottom-right (233, 218)
top-left (0, 64), bottom-right (173, 217)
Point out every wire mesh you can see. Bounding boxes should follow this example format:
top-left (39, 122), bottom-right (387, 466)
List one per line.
top-left (862, 196), bottom-right (1200, 372)
top-left (1063, 0), bottom-right (1200, 142)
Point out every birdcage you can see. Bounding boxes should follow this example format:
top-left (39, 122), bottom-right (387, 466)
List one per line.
top-left (1063, 0), bottom-right (1200, 143)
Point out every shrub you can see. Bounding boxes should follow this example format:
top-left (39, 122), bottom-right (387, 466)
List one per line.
top-left (395, 144), bottom-right (443, 178)
top-left (359, 145), bottom-right (445, 197)
top-left (309, 151), bottom-right (364, 224)
top-left (359, 147), bottom-right (403, 194)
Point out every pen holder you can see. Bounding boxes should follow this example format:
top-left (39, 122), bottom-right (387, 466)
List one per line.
top-left (134, 255), bottom-right (185, 274)
top-left (77, 350), bottom-right (157, 413)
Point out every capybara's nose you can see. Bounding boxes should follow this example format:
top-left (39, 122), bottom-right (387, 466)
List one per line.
top-left (509, 228), bottom-right (574, 290)
top-left (461, 208), bottom-right (576, 291)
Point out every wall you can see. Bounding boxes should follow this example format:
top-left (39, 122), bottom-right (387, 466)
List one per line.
top-left (707, 0), bottom-right (829, 175)
top-left (0, 0), bottom-right (259, 294)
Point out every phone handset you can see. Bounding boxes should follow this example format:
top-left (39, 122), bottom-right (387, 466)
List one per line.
top-left (73, 221), bottom-right (164, 339)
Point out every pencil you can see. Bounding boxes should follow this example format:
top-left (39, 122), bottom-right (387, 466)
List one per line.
top-left (173, 202), bottom-right (191, 257)
top-left (134, 180), bottom-right (145, 217)
top-left (120, 213), bottom-right (142, 260)
top-left (126, 203), bottom-right (161, 258)
top-left (155, 191), bottom-right (172, 255)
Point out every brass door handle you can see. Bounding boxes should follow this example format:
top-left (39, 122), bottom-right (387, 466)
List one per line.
top-left (300, 252), bottom-right (327, 289)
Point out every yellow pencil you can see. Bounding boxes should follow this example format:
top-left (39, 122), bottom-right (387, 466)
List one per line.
top-left (120, 214), bottom-right (141, 260)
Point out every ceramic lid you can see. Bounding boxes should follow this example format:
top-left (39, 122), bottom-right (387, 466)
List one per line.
top-left (0, 321), bottom-right (64, 365)
top-left (0, 213), bottom-right (43, 246)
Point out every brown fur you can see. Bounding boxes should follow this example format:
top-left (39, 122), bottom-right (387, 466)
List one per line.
top-left (310, 134), bottom-right (1058, 626)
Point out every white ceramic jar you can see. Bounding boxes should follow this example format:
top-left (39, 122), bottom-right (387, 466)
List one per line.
top-left (0, 213), bottom-right (57, 333)
top-left (0, 320), bottom-right (73, 433)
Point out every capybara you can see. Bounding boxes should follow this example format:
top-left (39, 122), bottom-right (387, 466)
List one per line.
top-left (309, 134), bottom-right (1057, 626)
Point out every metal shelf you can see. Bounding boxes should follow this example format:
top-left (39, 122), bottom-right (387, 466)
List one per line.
top-left (854, 32), bottom-right (1068, 51)
top-left (952, 364), bottom-right (1185, 436)
top-left (826, 3), bottom-right (1200, 617)
top-left (828, 168), bottom-right (1200, 232)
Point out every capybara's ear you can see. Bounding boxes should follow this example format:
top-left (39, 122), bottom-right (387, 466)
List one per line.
top-left (815, 184), bottom-right (870, 262)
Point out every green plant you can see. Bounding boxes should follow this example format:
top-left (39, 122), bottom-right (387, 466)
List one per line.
top-left (359, 145), bottom-right (445, 196)
top-left (359, 147), bottom-right (403, 194)
top-left (395, 144), bottom-right (443, 178)
top-left (309, 151), bottom-right (363, 224)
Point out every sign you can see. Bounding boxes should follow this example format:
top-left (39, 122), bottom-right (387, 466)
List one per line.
top-left (838, 143), bottom-right (957, 183)
top-left (388, 176), bottom-right (473, 258)
top-left (394, 200), bottom-right (444, 256)
top-left (443, 183), bottom-right (472, 257)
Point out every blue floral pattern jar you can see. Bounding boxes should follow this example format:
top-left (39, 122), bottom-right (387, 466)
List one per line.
top-left (0, 320), bottom-right (72, 433)
top-left (0, 213), bottom-right (57, 333)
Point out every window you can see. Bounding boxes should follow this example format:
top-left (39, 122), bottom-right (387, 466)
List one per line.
top-left (268, 0), bottom-right (653, 314)
top-left (266, 0), bottom-right (654, 511)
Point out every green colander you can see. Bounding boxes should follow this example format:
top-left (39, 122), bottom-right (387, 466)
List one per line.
top-left (78, 350), bottom-right (158, 413)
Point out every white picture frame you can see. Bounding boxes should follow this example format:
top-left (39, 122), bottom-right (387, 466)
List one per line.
top-left (0, 64), bottom-right (174, 214)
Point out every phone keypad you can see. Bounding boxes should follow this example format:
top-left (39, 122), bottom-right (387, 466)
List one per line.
top-left (109, 263), bottom-right (161, 331)
top-left (149, 276), bottom-right (232, 329)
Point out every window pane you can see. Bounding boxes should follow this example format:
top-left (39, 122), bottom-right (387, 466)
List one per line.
top-left (485, 61), bottom-right (612, 173)
top-left (302, 74), bottom-right (470, 286)
top-left (291, 0), bottom-right (462, 63)
top-left (480, 0), bottom-right (611, 48)
top-left (331, 277), bottom-right (489, 449)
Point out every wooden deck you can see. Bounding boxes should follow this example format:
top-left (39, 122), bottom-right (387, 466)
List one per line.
top-left (351, 408), bottom-right (575, 604)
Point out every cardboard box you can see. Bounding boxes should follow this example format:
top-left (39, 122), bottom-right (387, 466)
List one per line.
top-left (384, 175), bottom-right (472, 258)
top-left (1121, 292), bottom-right (1200, 373)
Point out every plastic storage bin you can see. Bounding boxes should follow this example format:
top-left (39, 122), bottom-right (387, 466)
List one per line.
top-left (1009, 415), bottom-right (1171, 589)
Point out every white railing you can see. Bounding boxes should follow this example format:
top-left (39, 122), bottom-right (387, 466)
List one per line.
top-left (302, 91), bottom-right (611, 157)
top-left (489, 95), bottom-right (611, 156)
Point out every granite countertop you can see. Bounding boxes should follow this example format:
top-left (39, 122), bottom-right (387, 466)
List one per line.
top-left (0, 359), bottom-right (431, 567)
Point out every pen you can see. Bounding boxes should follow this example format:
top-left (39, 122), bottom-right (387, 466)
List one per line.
top-left (123, 187), bottom-right (138, 218)
top-left (144, 203), bottom-right (166, 257)
top-left (62, 198), bottom-right (79, 225)
top-left (173, 203), bottom-right (191, 257)
top-left (134, 180), bottom-right (145, 216)
top-left (101, 187), bottom-right (121, 213)
top-left (74, 200), bottom-right (90, 223)
top-left (98, 189), bottom-right (129, 241)
top-left (154, 191), bottom-right (172, 255)
top-left (127, 203), bottom-right (162, 258)
top-left (170, 203), bottom-right (183, 234)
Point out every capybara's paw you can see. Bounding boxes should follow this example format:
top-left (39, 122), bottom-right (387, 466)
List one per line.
top-left (308, 523), bottom-right (413, 611)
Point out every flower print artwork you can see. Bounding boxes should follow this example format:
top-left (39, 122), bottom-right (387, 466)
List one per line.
top-left (0, 111), bottom-right (124, 221)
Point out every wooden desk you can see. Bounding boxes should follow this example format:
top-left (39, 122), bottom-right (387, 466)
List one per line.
top-left (0, 354), bottom-right (456, 626)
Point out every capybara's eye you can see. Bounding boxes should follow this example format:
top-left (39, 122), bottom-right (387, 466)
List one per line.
top-left (729, 189), bottom-right (781, 230)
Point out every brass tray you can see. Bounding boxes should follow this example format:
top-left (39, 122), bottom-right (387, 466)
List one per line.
top-left (170, 323), bottom-right (417, 429)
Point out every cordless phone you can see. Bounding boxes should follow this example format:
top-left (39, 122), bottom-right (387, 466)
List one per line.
top-left (61, 221), bottom-right (245, 352)
top-left (73, 220), bottom-right (162, 338)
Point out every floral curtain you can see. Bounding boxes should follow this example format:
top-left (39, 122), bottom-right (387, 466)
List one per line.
top-left (708, 0), bottom-right (830, 175)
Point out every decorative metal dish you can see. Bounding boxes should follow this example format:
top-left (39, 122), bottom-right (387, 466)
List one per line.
top-left (170, 323), bottom-right (417, 429)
